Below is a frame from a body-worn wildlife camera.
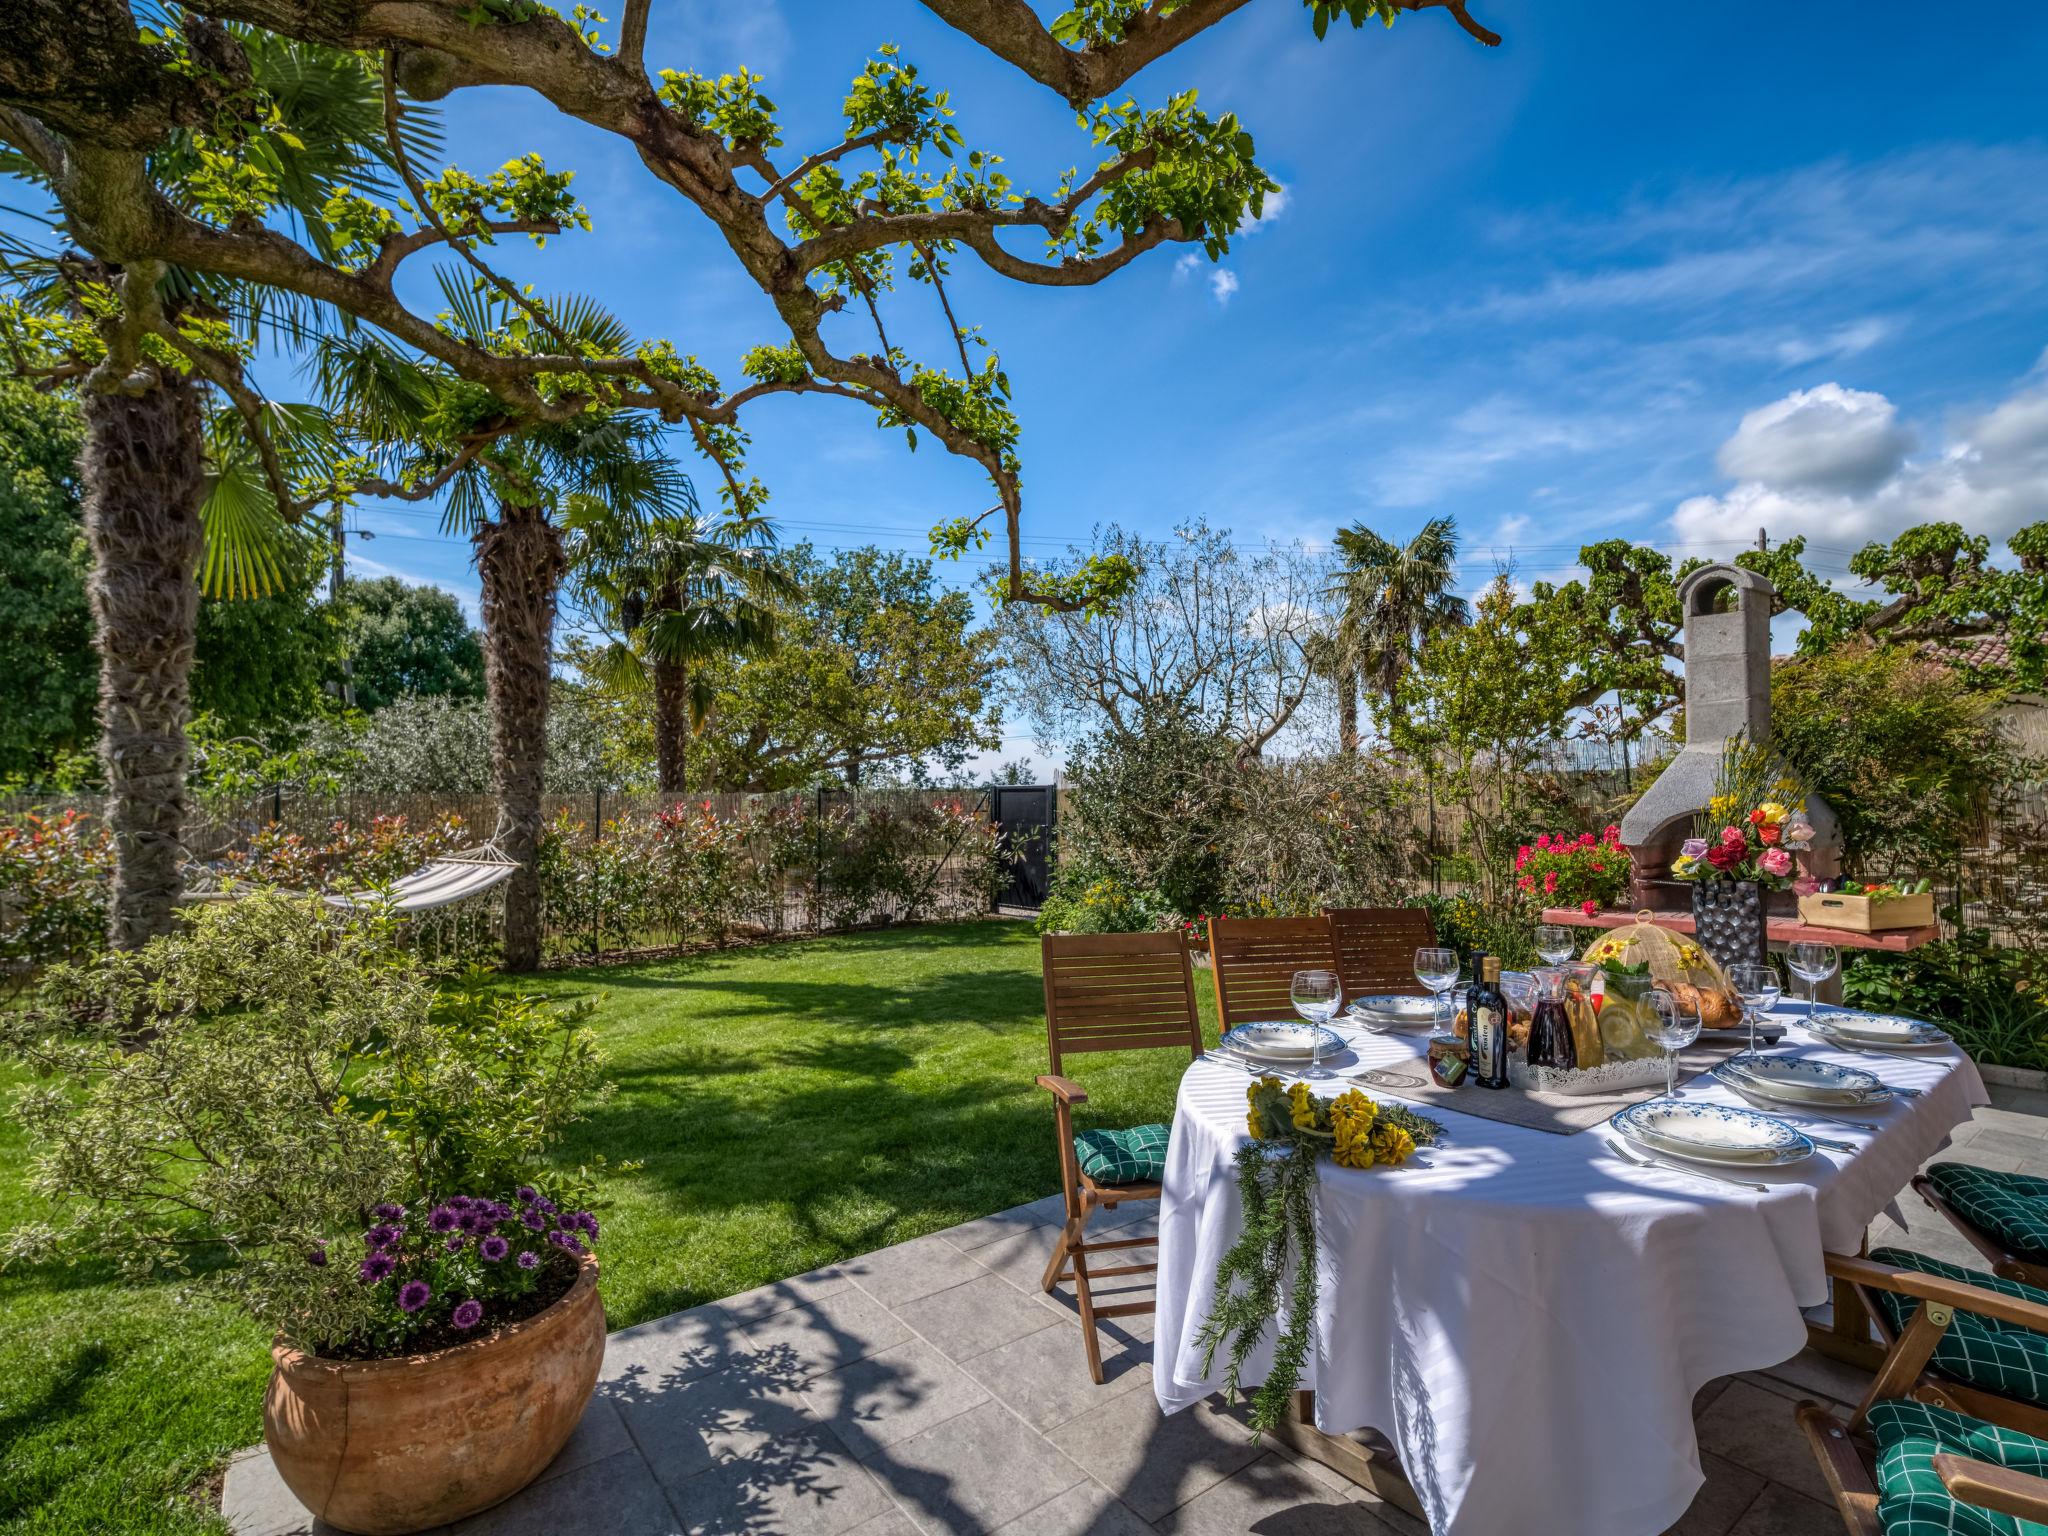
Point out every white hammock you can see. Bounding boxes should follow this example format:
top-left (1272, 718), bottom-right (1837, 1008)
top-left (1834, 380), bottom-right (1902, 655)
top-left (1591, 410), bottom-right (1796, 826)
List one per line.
top-left (185, 846), bottom-right (519, 914)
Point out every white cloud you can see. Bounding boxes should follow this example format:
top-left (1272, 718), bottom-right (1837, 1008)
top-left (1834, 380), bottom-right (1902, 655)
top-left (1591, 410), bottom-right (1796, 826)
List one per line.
top-left (1364, 395), bottom-right (1620, 507)
top-left (1714, 383), bottom-right (1913, 494)
top-left (1672, 357), bottom-right (2048, 553)
top-left (1173, 252), bottom-right (1201, 280)
top-left (1237, 184), bottom-right (1289, 234)
top-left (1209, 269), bottom-right (1240, 306)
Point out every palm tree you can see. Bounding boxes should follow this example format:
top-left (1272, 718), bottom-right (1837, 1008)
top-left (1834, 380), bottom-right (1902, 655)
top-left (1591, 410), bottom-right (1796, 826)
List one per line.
top-left (566, 490), bottom-right (796, 795)
top-left (1326, 516), bottom-right (1469, 747)
top-left (0, 35), bottom-right (435, 949)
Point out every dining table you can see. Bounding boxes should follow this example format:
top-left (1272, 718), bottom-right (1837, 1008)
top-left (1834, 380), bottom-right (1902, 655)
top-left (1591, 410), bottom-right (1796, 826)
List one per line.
top-left (1151, 1004), bottom-right (1989, 1536)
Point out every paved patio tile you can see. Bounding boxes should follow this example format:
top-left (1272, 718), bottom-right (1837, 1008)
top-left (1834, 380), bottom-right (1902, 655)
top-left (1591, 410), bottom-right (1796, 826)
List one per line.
top-left (1151, 1453), bottom-right (1400, 1535)
top-left (1665, 1452), bottom-right (1769, 1536)
top-left (860, 1399), bottom-right (1089, 1534)
top-left (893, 1273), bottom-right (1064, 1362)
top-left (1748, 1347), bottom-right (1873, 1414)
top-left (667, 1427), bottom-right (896, 1536)
top-left (939, 1200), bottom-right (1064, 1254)
top-left (1044, 1393), bottom-right (1262, 1523)
top-left (743, 1286), bottom-right (917, 1380)
top-left (989, 1481), bottom-right (1154, 1536)
top-left (614, 1356), bottom-right (819, 1488)
top-left (533, 1396), bottom-right (638, 1485)
top-left (1695, 1380), bottom-right (1836, 1507)
top-left (219, 1447), bottom-right (323, 1536)
top-left (846, 1234), bottom-right (998, 1309)
top-left (1723, 1482), bottom-right (1841, 1536)
top-left (844, 1512), bottom-right (927, 1536)
top-left (724, 1265), bottom-right (856, 1326)
top-left (601, 1302), bottom-right (757, 1394)
top-left (974, 1227), bottom-right (1061, 1296)
top-left (803, 1338), bottom-right (995, 1460)
top-left (1961, 1127), bottom-right (2048, 1160)
top-left (443, 1450), bottom-right (684, 1535)
top-left (956, 1316), bottom-right (1151, 1433)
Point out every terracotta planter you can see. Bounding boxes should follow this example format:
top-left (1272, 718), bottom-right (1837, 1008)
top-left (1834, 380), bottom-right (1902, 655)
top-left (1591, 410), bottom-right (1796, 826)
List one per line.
top-left (263, 1255), bottom-right (604, 1535)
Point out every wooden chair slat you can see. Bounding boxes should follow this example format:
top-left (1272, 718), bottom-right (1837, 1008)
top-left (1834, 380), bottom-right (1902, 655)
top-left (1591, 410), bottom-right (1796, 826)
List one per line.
top-left (1208, 916), bottom-right (1341, 1032)
top-left (1326, 906), bottom-right (1438, 998)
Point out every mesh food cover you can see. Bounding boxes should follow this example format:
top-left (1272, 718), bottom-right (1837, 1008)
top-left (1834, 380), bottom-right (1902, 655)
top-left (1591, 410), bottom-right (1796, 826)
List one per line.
top-left (1580, 912), bottom-right (1741, 1028)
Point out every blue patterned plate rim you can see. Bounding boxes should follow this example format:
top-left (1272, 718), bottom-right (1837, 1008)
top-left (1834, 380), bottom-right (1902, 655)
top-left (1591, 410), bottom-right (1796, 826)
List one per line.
top-left (1223, 1021), bottom-right (1346, 1060)
top-left (1615, 1122), bottom-right (1815, 1169)
top-left (1809, 1013), bottom-right (1949, 1048)
top-left (1716, 1055), bottom-right (1885, 1102)
top-left (1612, 1099), bottom-right (1809, 1159)
top-left (1347, 995), bottom-right (1438, 1024)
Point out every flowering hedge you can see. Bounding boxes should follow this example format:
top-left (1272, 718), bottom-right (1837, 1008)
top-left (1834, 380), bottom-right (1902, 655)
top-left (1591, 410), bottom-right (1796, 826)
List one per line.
top-left (1514, 825), bottom-right (1631, 916)
top-left (222, 813), bottom-right (473, 891)
top-left (0, 810), bottom-right (113, 974)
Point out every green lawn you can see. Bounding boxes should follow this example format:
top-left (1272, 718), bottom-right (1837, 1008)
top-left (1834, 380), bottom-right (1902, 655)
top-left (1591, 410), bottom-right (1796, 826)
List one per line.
top-left (0, 920), bottom-right (1218, 1535)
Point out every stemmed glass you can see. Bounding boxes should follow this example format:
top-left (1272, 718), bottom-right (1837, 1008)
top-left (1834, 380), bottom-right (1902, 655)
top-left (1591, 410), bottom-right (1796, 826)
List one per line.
top-left (1643, 987), bottom-right (1702, 1098)
top-left (1788, 941), bottom-right (1839, 1023)
top-left (1291, 969), bottom-right (1342, 1079)
top-left (1730, 962), bottom-right (1782, 1058)
top-left (1535, 925), bottom-right (1578, 966)
top-left (1414, 947), bottom-right (1461, 1036)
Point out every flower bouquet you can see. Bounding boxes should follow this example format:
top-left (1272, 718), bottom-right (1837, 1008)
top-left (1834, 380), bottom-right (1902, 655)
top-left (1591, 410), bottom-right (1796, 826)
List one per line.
top-left (1666, 738), bottom-right (1812, 970)
top-left (1195, 1077), bottom-right (1441, 1435)
top-left (1515, 824), bottom-right (1632, 916)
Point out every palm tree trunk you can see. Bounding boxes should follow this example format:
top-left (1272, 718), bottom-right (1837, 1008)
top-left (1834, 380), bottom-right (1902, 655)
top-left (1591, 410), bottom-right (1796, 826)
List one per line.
top-left (476, 499), bottom-right (565, 973)
top-left (83, 375), bottom-right (205, 951)
top-left (1337, 664), bottom-right (1359, 755)
top-left (652, 655), bottom-right (690, 796)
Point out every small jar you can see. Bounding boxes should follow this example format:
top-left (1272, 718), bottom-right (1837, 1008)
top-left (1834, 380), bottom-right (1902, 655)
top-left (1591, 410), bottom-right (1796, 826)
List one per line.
top-left (1427, 1032), bottom-right (1470, 1089)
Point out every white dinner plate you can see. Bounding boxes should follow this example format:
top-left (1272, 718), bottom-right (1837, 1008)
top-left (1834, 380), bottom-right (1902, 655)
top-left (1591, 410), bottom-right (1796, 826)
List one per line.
top-left (1347, 995), bottom-right (1438, 1030)
top-left (1222, 1020), bottom-right (1346, 1063)
top-left (1809, 1013), bottom-right (1950, 1050)
top-left (1714, 1054), bottom-right (1887, 1106)
top-left (1612, 1100), bottom-right (1814, 1166)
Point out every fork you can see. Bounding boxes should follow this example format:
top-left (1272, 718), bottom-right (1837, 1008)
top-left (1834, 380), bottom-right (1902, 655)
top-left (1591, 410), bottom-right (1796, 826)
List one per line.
top-left (1604, 1136), bottom-right (1770, 1194)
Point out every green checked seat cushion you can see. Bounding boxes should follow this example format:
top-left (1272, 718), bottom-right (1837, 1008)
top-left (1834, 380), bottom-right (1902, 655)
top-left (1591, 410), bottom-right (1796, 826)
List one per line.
top-left (1869, 1248), bottom-right (2048, 1405)
top-left (1867, 1398), bottom-right (2048, 1536)
top-left (1929, 1164), bottom-right (2048, 1262)
top-left (1074, 1124), bottom-right (1170, 1185)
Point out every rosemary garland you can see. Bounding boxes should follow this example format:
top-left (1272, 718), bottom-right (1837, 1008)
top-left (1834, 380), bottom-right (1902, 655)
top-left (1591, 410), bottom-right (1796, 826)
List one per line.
top-left (1193, 1075), bottom-right (1443, 1434)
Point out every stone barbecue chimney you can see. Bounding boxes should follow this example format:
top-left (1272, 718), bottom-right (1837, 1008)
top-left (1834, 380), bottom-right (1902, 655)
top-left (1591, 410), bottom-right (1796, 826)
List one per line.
top-left (1618, 563), bottom-right (1841, 909)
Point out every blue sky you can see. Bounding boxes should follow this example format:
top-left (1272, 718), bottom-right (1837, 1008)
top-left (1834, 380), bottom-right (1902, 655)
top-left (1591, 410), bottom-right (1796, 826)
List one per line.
top-left (338, 0), bottom-right (2048, 760)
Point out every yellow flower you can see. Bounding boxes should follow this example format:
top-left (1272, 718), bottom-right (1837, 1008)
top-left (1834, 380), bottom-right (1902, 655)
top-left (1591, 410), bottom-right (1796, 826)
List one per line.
top-left (1371, 1123), bottom-right (1416, 1166)
top-left (1708, 793), bottom-right (1737, 820)
top-left (1248, 1111), bottom-right (1266, 1139)
top-left (1287, 1081), bottom-right (1317, 1130)
top-left (1758, 801), bottom-right (1788, 825)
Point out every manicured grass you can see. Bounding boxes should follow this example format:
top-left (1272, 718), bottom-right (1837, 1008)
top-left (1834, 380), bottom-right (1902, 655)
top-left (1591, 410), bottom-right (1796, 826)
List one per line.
top-left (0, 920), bottom-right (1219, 1535)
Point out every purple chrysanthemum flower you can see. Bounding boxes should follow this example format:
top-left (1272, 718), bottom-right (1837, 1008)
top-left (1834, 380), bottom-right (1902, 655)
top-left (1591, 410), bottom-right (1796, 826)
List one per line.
top-left (373, 1202), bottom-right (405, 1222)
top-left (448, 1195), bottom-right (476, 1213)
top-left (515, 1185), bottom-right (538, 1204)
top-left (366, 1223), bottom-right (402, 1250)
top-left (532, 1194), bottom-right (557, 1215)
top-left (459, 1210), bottom-right (489, 1235)
top-left (451, 1299), bottom-right (484, 1330)
top-left (575, 1212), bottom-right (600, 1240)
top-left (358, 1252), bottom-right (396, 1283)
top-left (520, 1207), bottom-right (546, 1232)
top-left (556, 1211), bottom-right (581, 1232)
top-left (445, 1233), bottom-right (465, 1253)
top-left (547, 1230), bottom-right (585, 1255)
top-left (480, 1235), bottom-right (509, 1262)
top-left (427, 1206), bottom-right (459, 1233)
top-left (516, 1251), bottom-right (540, 1270)
top-left (396, 1279), bottom-right (432, 1313)
top-left (307, 1243), bottom-right (328, 1268)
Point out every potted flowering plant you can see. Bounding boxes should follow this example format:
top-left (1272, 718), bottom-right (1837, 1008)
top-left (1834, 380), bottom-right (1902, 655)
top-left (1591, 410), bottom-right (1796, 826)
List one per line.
top-left (1514, 825), bottom-right (1632, 917)
top-left (1667, 738), bottom-right (1815, 970)
top-left (1, 894), bottom-right (616, 1535)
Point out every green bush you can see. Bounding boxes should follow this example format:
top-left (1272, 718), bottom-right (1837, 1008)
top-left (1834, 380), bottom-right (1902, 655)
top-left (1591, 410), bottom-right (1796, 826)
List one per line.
top-left (1035, 860), bottom-right (1176, 935)
top-left (0, 893), bottom-right (610, 1354)
top-left (1845, 932), bottom-right (2048, 1071)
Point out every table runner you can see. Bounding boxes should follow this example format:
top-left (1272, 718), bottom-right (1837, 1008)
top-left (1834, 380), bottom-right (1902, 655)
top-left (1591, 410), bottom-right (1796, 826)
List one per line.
top-left (1155, 1007), bottom-right (1988, 1536)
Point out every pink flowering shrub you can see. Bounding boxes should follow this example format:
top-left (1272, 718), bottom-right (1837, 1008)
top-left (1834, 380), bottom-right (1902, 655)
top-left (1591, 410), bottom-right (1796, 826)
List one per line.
top-left (0, 810), bottom-right (113, 972)
top-left (1513, 825), bottom-right (1632, 916)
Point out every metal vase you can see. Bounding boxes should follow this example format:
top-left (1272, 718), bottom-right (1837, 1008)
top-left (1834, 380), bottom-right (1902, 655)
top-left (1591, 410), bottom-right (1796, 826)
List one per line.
top-left (1691, 879), bottom-right (1769, 974)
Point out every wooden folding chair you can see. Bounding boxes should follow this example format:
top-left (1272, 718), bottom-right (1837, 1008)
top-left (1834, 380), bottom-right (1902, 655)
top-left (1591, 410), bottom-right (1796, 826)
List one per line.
top-left (1910, 1167), bottom-right (2048, 1289)
top-left (1207, 914), bottom-right (1340, 1032)
top-left (1038, 931), bottom-right (1205, 1383)
top-left (1324, 906), bottom-right (1437, 1000)
top-left (1800, 1250), bottom-right (2048, 1534)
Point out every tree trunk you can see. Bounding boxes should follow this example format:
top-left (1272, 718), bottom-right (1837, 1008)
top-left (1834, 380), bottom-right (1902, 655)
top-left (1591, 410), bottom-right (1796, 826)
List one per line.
top-left (652, 655), bottom-right (689, 796)
top-left (476, 500), bottom-right (566, 973)
top-left (83, 374), bottom-right (205, 952)
top-left (1337, 665), bottom-right (1359, 755)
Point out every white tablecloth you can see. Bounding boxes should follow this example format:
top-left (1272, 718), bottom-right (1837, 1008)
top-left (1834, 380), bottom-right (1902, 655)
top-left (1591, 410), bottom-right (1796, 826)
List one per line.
top-left (1153, 1007), bottom-right (1988, 1536)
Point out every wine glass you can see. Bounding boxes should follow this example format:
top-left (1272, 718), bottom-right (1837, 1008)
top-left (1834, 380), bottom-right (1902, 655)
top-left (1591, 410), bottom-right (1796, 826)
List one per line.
top-left (1730, 962), bottom-right (1782, 1057)
top-left (1788, 941), bottom-right (1839, 1023)
top-left (1644, 987), bottom-right (1702, 1098)
top-left (1291, 968), bottom-right (1342, 1079)
top-left (1535, 924), bottom-right (1578, 966)
top-left (1414, 947), bottom-right (1461, 1035)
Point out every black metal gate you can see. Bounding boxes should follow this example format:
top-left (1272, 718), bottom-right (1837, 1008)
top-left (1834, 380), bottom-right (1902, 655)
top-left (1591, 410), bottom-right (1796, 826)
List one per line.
top-left (990, 784), bottom-right (1055, 910)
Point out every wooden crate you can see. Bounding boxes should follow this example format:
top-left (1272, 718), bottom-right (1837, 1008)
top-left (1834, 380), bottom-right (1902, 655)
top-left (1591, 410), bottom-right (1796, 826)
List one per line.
top-left (1798, 890), bottom-right (1937, 934)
